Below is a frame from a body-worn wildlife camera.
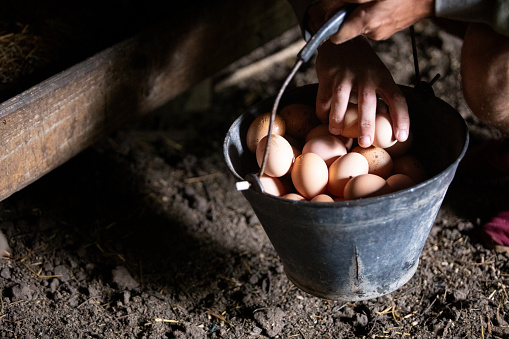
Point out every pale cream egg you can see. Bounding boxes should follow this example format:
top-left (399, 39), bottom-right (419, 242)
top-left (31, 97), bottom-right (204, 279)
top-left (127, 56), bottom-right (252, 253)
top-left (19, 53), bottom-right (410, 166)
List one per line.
top-left (373, 112), bottom-right (397, 149)
top-left (259, 175), bottom-right (287, 196)
top-left (327, 152), bottom-right (369, 197)
top-left (256, 134), bottom-right (294, 178)
top-left (291, 153), bottom-right (329, 199)
top-left (311, 194), bottom-right (334, 202)
top-left (302, 135), bottom-right (348, 167)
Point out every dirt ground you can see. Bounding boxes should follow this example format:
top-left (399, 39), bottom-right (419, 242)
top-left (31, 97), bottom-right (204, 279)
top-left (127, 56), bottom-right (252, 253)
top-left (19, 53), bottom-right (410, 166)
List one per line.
top-left (1, 16), bottom-right (509, 338)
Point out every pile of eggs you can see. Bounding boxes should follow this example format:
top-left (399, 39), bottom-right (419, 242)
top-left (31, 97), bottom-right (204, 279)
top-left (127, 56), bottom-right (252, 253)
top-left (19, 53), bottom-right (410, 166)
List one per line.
top-left (246, 102), bottom-right (427, 202)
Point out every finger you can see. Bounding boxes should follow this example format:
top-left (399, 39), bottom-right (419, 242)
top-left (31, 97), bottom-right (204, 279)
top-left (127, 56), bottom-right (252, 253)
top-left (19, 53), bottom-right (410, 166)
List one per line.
top-left (357, 88), bottom-right (377, 147)
top-left (329, 81), bottom-right (353, 135)
top-left (379, 87), bottom-right (410, 142)
top-left (316, 82), bottom-right (332, 123)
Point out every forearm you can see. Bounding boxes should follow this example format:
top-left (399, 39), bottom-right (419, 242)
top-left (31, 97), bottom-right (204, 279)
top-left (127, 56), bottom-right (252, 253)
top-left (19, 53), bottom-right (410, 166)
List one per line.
top-left (436, 0), bottom-right (509, 36)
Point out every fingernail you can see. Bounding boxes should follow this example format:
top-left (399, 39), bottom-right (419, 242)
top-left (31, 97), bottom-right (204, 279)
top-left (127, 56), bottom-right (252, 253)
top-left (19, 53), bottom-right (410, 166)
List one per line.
top-left (359, 136), bottom-right (371, 147)
top-left (397, 130), bottom-right (408, 141)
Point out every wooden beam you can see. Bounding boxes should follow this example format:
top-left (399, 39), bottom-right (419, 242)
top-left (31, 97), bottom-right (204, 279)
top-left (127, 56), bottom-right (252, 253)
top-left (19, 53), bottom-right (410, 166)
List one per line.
top-left (0, 0), bottom-right (298, 201)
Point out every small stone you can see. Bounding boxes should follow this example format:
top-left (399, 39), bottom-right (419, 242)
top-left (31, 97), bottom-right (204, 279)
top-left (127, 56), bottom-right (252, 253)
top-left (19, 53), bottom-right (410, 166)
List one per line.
top-left (50, 278), bottom-right (60, 293)
top-left (356, 313), bottom-right (369, 327)
top-left (123, 291), bottom-right (131, 305)
top-left (42, 262), bottom-right (54, 272)
top-left (253, 307), bottom-right (285, 337)
top-left (112, 266), bottom-right (139, 290)
top-left (11, 284), bottom-right (32, 301)
top-left (54, 265), bottom-right (70, 282)
top-left (88, 285), bottom-right (99, 298)
top-left (0, 267), bottom-right (11, 280)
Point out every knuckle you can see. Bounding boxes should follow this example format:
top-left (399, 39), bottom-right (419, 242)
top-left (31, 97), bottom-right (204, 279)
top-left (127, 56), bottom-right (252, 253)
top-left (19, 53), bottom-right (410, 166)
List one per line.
top-left (359, 120), bottom-right (374, 130)
top-left (333, 85), bottom-right (350, 97)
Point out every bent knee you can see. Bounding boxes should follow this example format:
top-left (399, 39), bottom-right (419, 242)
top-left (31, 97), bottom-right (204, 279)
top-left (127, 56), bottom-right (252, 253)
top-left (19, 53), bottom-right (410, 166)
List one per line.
top-left (461, 23), bottom-right (509, 132)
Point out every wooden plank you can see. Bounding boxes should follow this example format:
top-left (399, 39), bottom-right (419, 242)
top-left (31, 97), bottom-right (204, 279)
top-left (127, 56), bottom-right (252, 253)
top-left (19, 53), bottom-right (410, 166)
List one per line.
top-left (0, 0), bottom-right (298, 202)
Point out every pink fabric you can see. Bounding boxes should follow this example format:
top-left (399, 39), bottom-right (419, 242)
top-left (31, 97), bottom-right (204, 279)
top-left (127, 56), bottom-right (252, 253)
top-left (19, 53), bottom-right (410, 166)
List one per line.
top-left (460, 139), bottom-right (509, 248)
top-left (482, 210), bottom-right (509, 247)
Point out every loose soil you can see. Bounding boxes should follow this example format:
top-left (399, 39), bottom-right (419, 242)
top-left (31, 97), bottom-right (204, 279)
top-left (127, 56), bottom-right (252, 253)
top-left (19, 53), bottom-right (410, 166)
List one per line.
top-left (1, 18), bottom-right (509, 338)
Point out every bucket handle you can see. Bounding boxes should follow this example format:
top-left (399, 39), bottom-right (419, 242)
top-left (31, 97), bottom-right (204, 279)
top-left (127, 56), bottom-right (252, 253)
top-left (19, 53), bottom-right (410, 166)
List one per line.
top-left (236, 5), bottom-right (357, 193)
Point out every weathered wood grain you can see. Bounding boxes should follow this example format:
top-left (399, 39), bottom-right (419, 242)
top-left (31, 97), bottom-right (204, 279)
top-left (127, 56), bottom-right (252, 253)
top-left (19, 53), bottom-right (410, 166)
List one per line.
top-left (0, 0), bottom-right (298, 201)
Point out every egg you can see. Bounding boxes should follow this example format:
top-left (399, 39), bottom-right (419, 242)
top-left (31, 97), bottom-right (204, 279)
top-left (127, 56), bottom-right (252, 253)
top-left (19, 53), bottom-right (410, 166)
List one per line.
top-left (283, 192), bottom-right (306, 201)
top-left (291, 153), bottom-right (329, 199)
top-left (305, 123), bottom-right (330, 142)
top-left (279, 103), bottom-right (320, 139)
top-left (302, 135), bottom-right (348, 166)
top-left (256, 134), bottom-right (294, 178)
top-left (343, 173), bottom-right (389, 200)
top-left (386, 173), bottom-right (415, 192)
top-left (259, 175), bottom-right (287, 196)
top-left (385, 130), bottom-right (414, 157)
top-left (373, 112), bottom-right (397, 148)
top-left (340, 103), bottom-right (360, 138)
top-left (311, 194), bottom-right (334, 202)
top-left (327, 152), bottom-right (369, 197)
top-left (306, 123), bottom-right (354, 149)
top-left (246, 112), bottom-right (286, 153)
top-left (352, 145), bottom-right (393, 179)
top-left (392, 154), bottom-right (427, 183)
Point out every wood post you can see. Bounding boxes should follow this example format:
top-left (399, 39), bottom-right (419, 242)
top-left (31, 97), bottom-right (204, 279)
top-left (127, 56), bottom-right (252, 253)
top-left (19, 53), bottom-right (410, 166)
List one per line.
top-left (0, 0), bottom-right (297, 201)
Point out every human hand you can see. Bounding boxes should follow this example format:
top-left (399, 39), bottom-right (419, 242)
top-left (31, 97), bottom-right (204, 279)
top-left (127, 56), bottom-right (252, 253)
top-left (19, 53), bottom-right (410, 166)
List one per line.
top-left (307, 0), bottom-right (434, 44)
top-left (315, 37), bottom-right (409, 147)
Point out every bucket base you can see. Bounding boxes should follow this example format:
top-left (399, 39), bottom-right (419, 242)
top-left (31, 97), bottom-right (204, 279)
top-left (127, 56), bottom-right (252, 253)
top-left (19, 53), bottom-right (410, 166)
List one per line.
top-left (284, 259), bottom-right (419, 301)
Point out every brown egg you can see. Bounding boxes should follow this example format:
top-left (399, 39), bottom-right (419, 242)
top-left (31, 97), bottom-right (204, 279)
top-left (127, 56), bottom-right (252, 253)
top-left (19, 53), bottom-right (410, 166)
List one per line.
top-left (352, 145), bottom-right (393, 179)
top-left (392, 154), bottom-right (427, 183)
top-left (386, 173), bottom-right (415, 193)
top-left (306, 123), bottom-right (354, 149)
top-left (256, 135), bottom-right (294, 178)
top-left (246, 112), bottom-right (286, 153)
top-left (344, 173), bottom-right (389, 200)
top-left (279, 103), bottom-right (320, 139)
top-left (305, 123), bottom-right (330, 142)
top-left (311, 194), bottom-right (334, 203)
top-left (386, 130), bottom-right (414, 157)
top-left (373, 112), bottom-right (397, 149)
top-left (259, 175), bottom-right (287, 196)
top-left (327, 152), bottom-right (369, 197)
top-left (291, 153), bottom-right (329, 199)
top-left (283, 193), bottom-right (306, 201)
top-left (341, 103), bottom-right (360, 138)
top-left (302, 135), bottom-right (348, 167)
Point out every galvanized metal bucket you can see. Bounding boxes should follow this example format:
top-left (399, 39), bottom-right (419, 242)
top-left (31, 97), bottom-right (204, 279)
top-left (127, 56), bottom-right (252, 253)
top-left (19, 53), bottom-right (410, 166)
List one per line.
top-left (223, 84), bottom-right (468, 301)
